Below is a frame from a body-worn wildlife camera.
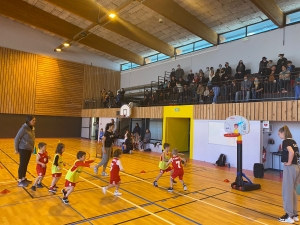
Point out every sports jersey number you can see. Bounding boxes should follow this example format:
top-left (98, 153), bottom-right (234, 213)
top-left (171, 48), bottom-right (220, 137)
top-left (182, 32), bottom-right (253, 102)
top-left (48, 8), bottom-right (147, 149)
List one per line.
top-left (176, 160), bottom-right (181, 168)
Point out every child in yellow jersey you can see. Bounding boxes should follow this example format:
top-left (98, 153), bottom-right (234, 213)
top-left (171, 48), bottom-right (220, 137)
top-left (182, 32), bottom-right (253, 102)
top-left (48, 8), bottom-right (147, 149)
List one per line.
top-left (61, 151), bottom-right (94, 204)
top-left (153, 143), bottom-right (176, 187)
top-left (49, 143), bottom-right (66, 193)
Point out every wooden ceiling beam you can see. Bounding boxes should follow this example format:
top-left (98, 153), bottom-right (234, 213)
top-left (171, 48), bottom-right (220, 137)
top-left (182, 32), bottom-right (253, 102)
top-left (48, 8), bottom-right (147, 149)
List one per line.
top-left (141, 0), bottom-right (218, 45)
top-left (44, 0), bottom-right (175, 57)
top-left (250, 0), bottom-right (284, 27)
top-left (0, 0), bottom-right (144, 65)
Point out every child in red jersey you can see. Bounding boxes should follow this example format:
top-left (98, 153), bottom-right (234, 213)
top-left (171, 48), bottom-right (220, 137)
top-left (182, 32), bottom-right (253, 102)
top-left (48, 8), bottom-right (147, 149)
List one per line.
top-left (30, 142), bottom-right (50, 191)
top-left (61, 151), bottom-right (94, 204)
top-left (153, 143), bottom-right (176, 187)
top-left (167, 148), bottom-right (187, 192)
top-left (102, 149), bottom-right (124, 196)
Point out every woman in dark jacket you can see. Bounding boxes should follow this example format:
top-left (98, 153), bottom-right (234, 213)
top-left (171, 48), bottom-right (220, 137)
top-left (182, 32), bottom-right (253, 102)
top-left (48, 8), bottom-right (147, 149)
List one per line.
top-left (235, 60), bottom-right (246, 80)
top-left (251, 77), bottom-right (263, 100)
top-left (14, 115), bottom-right (36, 187)
top-left (276, 54), bottom-right (288, 74)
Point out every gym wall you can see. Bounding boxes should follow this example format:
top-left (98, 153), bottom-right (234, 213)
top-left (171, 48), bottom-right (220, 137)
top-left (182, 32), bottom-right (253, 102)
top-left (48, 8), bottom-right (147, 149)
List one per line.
top-left (0, 114), bottom-right (81, 138)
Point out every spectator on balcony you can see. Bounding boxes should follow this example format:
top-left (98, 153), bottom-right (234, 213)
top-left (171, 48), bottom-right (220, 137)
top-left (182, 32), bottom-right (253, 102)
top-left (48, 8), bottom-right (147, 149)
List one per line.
top-left (187, 70), bottom-right (194, 85)
top-left (221, 70), bottom-right (230, 97)
top-left (197, 83), bottom-right (205, 103)
top-left (235, 75), bottom-right (252, 102)
top-left (265, 65), bottom-right (277, 93)
top-left (258, 57), bottom-right (268, 76)
top-left (101, 88), bottom-right (108, 107)
top-left (173, 82), bottom-right (183, 103)
top-left (170, 68), bottom-right (176, 80)
top-left (143, 90), bottom-right (151, 106)
top-left (294, 73), bottom-right (300, 100)
top-left (198, 72), bottom-right (206, 84)
top-left (218, 64), bottom-right (223, 70)
top-left (189, 82), bottom-right (197, 103)
top-left (207, 69), bottom-right (214, 87)
top-left (193, 73), bottom-right (199, 84)
top-left (276, 54), bottom-right (287, 74)
top-left (203, 86), bottom-right (210, 103)
top-left (178, 77), bottom-right (186, 87)
top-left (211, 70), bottom-right (221, 104)
top-left (228, 80), bottom-right (238, 102)
top-left (224, 62), bottom-right (232, 77)
top-left (267, 60), bottom-right (274, 68)
top-left (182, 85), bottom-right (190, 104)
top-left (116, 88), bottom-right (125, 106)
top-left (287, 61), bottom-right (295, 73)
top-left (175, 64), bottom-right (184, 80)
top-left (170, 76), bottom-right (177, 88)
top-left (251, 77), bottom-right (263, 100)
top-left (204, 67), bottom-right (210, 79)
top-left (278, 65), bottom-right (291, 93)
top-left (235, 60), bottom-right (246, 80)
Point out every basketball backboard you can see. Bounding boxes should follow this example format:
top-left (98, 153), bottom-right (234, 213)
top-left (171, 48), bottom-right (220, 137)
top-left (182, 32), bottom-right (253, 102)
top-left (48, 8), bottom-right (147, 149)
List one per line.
top-left (224, 115), bottom-right (250, 135)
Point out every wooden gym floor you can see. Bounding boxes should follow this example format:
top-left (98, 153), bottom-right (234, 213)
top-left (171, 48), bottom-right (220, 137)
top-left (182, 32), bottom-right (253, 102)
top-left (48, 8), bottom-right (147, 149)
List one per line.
top-left (0, 138), bottom-right (293, 225)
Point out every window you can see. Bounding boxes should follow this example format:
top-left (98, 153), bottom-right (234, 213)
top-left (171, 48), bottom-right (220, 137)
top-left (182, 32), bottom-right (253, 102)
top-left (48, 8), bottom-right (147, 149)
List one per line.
top-left (131, 63), bottom-right (140, 69)
top-left (176, 43), bottom-right (193, 55)
top-left (157, 53), bottom-right (170, 61)
top-left (194, 40), bottom-right (213, 51)
top-left (145, 54), bottom-right (158, 64)
top-left (121, 63), bottom-right (131, 71)
top-left (219, 27), bottom-right (246, 43)
top-left (247, 20), bottom-right (277, 36)
top-left (286, 11), bottom-right (300, 25)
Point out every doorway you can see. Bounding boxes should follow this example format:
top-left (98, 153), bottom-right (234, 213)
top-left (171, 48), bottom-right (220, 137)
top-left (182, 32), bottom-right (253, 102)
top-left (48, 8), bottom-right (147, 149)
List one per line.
top-left (165, 118), bottom-right (190, 153)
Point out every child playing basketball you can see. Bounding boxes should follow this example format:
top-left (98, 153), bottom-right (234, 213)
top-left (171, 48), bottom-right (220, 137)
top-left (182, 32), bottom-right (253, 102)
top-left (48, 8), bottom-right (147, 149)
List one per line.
top-left (167, 148), bottom-right (187, 192)
top-left (49, 143), bottom-right (66, 193)
top-left (61, 151), bottom-right (94, 204)
top-left (153, 143), bottom-right (176, 187)
top-left (102, 149), bottom-right (124, 196)
top-left (30, 142), bottom-right (50, 191)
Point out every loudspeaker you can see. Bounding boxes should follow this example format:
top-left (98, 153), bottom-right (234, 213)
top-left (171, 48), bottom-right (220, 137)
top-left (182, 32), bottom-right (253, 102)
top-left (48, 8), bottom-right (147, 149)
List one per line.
top-left (253, 163), bottom-right (264, 178)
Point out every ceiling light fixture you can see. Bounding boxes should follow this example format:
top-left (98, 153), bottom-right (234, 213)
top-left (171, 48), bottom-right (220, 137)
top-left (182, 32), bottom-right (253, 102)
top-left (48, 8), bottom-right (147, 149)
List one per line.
top-left (109, 13), bottom-right (116, 19)
top-left (54, 48), bottom-right (62, 52)
top-left (63, 43), bottom-right (70, 47)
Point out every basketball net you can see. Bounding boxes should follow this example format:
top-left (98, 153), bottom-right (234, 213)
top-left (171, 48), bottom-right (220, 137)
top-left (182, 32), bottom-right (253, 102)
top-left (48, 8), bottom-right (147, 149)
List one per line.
top-left (227, 137), bottom-right (237, 146)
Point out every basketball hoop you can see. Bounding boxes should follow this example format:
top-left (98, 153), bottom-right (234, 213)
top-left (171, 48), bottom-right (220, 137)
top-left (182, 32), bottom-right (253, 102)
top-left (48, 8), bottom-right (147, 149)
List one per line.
top-left (224, 133), bottom-right (239, 146)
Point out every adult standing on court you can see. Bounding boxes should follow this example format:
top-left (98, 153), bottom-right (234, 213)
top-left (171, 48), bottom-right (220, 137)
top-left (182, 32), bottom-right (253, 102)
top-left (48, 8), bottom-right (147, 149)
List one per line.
top-left (94, 123), bottom-right (115, 176)
top-left (14, 115), bottom-right (36, 187)
top-left (277, 125), bottom-right (300, 223)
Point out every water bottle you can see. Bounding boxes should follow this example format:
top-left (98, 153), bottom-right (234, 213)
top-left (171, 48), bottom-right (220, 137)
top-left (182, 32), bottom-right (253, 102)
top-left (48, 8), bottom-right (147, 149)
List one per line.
top-left (280, 170), bottom-right (283, 178)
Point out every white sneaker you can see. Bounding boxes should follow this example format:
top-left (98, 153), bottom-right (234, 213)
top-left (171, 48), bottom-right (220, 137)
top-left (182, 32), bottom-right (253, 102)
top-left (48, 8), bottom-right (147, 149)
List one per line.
top-left (129, 150), bottom-right (132, 154)
top-left (102, 187), bottom-right (106, 195)
top-left (102, 172), bottom-right (108, 176)
top-left (114, 191), bottom-right (122, 196)
top-left (278, 213), bottom-right (295, 223)
top-left (183, 185), bottom-right (187, 191)
top-left (212, 102), bottom-right (216, 104)
top-left (293, 216), bottom-right (299, 222)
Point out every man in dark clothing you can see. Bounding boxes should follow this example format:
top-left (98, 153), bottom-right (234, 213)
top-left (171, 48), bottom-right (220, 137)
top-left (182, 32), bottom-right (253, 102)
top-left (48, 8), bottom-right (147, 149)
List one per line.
top-left (235, 75), bottom-right (252, 102)
top-left (170, 76), bottom-right (177, 88)
top-left (276, 54), bottom-right (287, 74)
top-left (211, 74), bottom-right (221, 104)
top-left (258, 57), bottom-right (268, 76)
top-left (133, 123), bottom-right (141, 136)
top-left (170, 68), bottom-right (176, 79)
top-left (187, 70), bottom-right (194, 85)
top-left (224, 62), bottom-right (232, 77)
top-left (175, 64), bottom-right (184, 80)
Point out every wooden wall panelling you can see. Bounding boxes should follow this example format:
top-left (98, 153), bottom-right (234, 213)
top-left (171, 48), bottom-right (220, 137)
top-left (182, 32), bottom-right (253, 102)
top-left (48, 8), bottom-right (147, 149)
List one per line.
top-left (281, 101), bottom-right (287, 121)
top-left (258, 102), bottom-right (264, 120)
top-left (203, 104), bottom-right (207, 120)
top-left (267, 102), bottom-right (272, 121)
top-left (35, 56), bottom-right (84, 117)
top-left (224, 103), bottom-right (229, 119)
top-left (271, 102), bottom-right (277, 121)
top-left (207, 105), bottom-right (211, 120)
top-left (249, 103), bottom-right (255, 120)
top-left (262, 102), bottom-right (267, 120)
top-left (83, 65), bottom-right (120, 105)
top-left (212, 105), bottom-right (216, 120)
top-left (292, 101), bottom-right (297, 121)
top-left (286, 101), bottom-right (292, 121)
top-left (132, 106), bottom-right (163, 118)
top-left (276, 101), bottom-right (282, 121)
top-left (0, 47), bottom-right (37, 114)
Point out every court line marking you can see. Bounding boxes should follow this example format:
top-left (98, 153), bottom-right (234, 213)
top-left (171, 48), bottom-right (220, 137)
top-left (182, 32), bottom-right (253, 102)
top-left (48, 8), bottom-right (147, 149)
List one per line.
top-left (57, 163), bottom-right (175, 225)
top-left (63, 151), bottom-right (269, 225)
